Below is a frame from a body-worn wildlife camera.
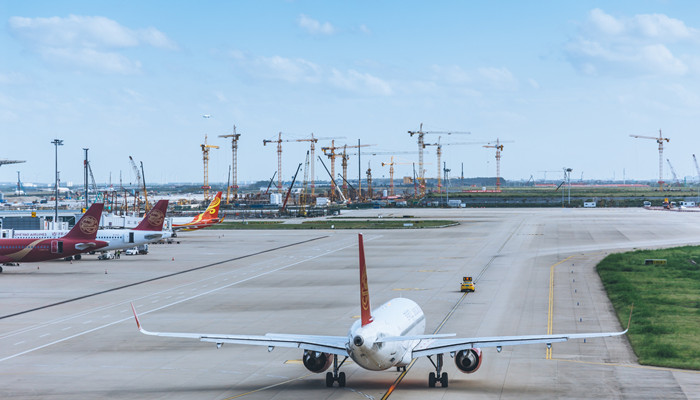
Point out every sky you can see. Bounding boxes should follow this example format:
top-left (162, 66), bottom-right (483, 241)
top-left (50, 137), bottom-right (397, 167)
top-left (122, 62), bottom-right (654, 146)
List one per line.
top-left (2, 1), bottom-right (700, 187)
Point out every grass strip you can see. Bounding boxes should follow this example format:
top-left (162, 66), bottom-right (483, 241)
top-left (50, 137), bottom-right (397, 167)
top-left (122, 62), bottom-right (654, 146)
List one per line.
top-left (597, 246), bottom-right (700, 370)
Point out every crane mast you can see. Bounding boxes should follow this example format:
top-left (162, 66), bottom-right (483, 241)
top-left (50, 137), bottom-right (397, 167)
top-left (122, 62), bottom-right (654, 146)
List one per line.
top-left (219, 125), bottom-right (242, 204)
top-left (200, 134), bottom-right (219, 202)
top-left (483, 138), bottom-right (505, 192)
top-left (630, 130), bottom-right (670, 191)
top-left (128, 156), bottom-right (142, 214)
top-left (263, 132), bottom-right (284, 194)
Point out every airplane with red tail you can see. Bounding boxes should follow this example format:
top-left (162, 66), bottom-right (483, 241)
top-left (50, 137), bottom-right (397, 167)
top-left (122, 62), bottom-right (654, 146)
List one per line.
top-left (131, 233), bottom-right (629, 389)
top-left (0, 203), bottom-right (107, 272)
top-left (171, 191), bottom-right (224, 231)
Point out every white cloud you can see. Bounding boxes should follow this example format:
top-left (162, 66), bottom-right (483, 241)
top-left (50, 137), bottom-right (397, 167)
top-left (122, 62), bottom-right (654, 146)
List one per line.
top-left (329, 69), bottom-right (392, 95)
top-left (565, 9), bottom-right (699, 76)
top-left (359, 24), bottom-right (371, 35)
top-left (230, 52), bottom-right (392, 95)
top-left (298, 14), bottom-right (335, 35)
top-left (8, 15), bottom-right (177, 74)
top-left (478, 67), bottom-right (518, 90)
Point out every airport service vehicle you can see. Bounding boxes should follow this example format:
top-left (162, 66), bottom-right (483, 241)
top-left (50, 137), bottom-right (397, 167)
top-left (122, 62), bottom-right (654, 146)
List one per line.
top-left (131, 234), bottom-right (629, 388)
top-left (11, 200), bottom-right (170, 254)
top-left (0, 203), bottom-right (107, 272)
top-left (460, 276), bottom-right (475, 292)
top-left (171, 192), bottom-right (224, 231)
top-left (125, 247), bottom-right (138, 255)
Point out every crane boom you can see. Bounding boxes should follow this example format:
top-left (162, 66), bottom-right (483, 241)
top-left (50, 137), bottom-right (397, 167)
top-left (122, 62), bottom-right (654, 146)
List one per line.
top-left (629, 130), bottom-right (670, 191)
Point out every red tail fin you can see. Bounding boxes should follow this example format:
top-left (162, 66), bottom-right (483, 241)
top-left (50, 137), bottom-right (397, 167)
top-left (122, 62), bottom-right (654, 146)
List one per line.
top-left (133, 200), bottom-right (169, 231)
top-left (358, 233), bottom-right (373, 326)
top-left (63, 203), bottom-right (104, 240)
top-left (204, 191), bottom-right (222, 220)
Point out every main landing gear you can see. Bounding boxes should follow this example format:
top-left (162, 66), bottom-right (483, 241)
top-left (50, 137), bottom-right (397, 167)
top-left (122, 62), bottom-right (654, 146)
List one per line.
top-left (325, 354), bottom-right (348, 387)
top-left (427, 353), bottom-right (448, 388)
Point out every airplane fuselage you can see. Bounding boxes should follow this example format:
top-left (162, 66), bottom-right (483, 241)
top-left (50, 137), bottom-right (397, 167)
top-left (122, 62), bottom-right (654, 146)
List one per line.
top-left (0, 238), bottom-right (107, 263)
top-left (11, 229), bottom-right (171, 252)
top-left (346, 297), bottom-right (425, 370)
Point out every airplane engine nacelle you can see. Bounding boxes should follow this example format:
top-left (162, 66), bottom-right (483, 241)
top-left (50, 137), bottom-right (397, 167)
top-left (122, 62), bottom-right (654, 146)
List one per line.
top-left (455, 348), bottom-right (482, 373)
top-left (302, 350), bottom-right (332, 373)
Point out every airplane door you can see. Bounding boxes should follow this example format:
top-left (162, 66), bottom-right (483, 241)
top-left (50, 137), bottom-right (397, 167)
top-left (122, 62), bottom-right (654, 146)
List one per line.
top-left (129, 232), bottom-right (134, 243)
top-left (51, 240), bottom-right (63, 254)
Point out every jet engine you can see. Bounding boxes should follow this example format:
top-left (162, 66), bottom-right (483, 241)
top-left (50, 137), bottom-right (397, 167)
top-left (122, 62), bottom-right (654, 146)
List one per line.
top-left (302, 350), bottom-right (333, 373)
top-left (454, 348), bottom-right (482, 373)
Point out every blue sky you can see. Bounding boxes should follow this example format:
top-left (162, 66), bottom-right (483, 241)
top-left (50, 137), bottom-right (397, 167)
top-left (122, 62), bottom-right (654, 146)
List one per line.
top-left (3, 1), bottom-right (700, 187)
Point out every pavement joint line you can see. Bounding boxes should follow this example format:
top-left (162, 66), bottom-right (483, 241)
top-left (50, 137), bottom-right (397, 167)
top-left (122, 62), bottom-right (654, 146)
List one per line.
top-left (221, 373), bottom-right (314, 399)
top-left (0, 235), bottom-right (328, 322)
top-left (546, 255), bottom-right (577, 360)
top-left (0, 235), bottom-right (379, 364)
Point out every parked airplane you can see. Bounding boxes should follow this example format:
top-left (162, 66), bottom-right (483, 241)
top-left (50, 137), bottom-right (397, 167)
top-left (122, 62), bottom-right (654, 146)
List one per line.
top-left (131, 233), bottom-right (629, 388)
top-left (171, 192), bottom-right (223, 231)
top-left (12, 200), bottom-right (171, 254)
top-left (0, 203), bottom-right (107, 272)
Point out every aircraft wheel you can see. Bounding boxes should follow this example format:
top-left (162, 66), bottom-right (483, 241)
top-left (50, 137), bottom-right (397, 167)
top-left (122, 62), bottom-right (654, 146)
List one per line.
top-left (440, 372), bottom-right (448, 387)
top-left (428, 372), bottom-right (436, 388)
top-left (64, 256), bottom-right (73, 261)
top-left (0, 266), bottom-right (3, 273)
top-left (325, 372), bottom-right (334, 387)
top-left (74, 254), bottom-right (82, 260)
top-left (338, 372), bottom-right (346, 387)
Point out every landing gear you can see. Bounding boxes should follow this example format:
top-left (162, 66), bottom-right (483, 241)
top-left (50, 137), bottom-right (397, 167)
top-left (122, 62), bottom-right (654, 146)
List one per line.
top-left (0, 266), bottom-right (3, 273)
top-left (396, 366), bottom-right (407, 372)
top-left (325, 354), bottom-right (348, 387)
top-left (427, 354), bottom-right (448, 388)
top-left (74, 254), bottom-right (81, 260)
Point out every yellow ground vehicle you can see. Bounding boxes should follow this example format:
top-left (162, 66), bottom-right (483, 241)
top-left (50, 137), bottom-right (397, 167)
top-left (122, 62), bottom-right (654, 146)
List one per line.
top-left (460, 276), bottom-right (475, 292)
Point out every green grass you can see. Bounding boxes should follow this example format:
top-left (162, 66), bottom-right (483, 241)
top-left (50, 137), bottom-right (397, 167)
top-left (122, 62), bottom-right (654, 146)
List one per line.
top-left (597, 246), bottom-right (700, 370)
top-left (208, 219), bottom-right (458, 230)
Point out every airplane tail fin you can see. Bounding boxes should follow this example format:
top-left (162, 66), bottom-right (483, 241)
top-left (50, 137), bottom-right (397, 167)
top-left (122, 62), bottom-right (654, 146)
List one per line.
top-left (203, 191), bottom-right (222, 220)
top-left (133, 200), bottom-right (169, 231)
top-left (358, 233), bottom-right (373, 326)
top-left (64, 203), bottom-right (104, 240)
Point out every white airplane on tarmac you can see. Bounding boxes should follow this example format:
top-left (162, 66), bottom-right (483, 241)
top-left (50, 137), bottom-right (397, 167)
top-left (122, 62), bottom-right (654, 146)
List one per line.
top-left (131, 233), bottom-right (630, 389)
top-left (13, 200), bottom-right (171, 257)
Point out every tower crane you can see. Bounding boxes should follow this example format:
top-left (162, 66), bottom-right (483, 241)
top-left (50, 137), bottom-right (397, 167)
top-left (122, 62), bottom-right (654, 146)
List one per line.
top-left (201, 134), bottom-right (219, 201)
top-left (128, 156), bottom-right (144, 214)
top-left (366, 161), bottom-right (373, 200)
top-left (381, 156), bottom-right (413, 197)
top-left (408, 123), bottom-right (470, 196)
top-left (263, 133), bottom-right (284, 194)
top-left (629, 130), bottom-right (670, 191)
top-left (321, 141), bottom-right (371, 201)
top-left (482, 138), bottom-right (512, 192)
top-left (290, 134), bottom-right (345, 197)
top-left (666, 159), bottom-right (681, 186)
top-left (693, 154), bottom-right (700, 184)
top-left (347, 150), bottom-right (418, 200)
top-left (424, 138), bottom-right (487, 193)
top-left (219, 125), bottom-right (241, 204)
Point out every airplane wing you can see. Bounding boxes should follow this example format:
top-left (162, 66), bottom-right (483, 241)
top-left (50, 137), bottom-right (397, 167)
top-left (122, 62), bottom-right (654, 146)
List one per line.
top-left (411, 329), bottom-right (628, 358)
top-left (131, 304), bottom-right (349, 356)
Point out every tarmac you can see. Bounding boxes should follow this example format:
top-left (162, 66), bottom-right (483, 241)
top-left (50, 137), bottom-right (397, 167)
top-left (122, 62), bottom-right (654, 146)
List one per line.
top-left (1, 207), bottom-right (699, 399)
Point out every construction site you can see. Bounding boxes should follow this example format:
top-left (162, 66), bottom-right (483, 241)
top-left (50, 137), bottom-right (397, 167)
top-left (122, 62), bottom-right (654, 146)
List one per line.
top-left (3, 126), bottom-right (700, 220)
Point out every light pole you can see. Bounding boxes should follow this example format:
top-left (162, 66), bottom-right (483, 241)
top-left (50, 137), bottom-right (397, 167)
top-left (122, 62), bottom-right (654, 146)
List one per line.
top-left (52, 139), bottom-right (64, 227)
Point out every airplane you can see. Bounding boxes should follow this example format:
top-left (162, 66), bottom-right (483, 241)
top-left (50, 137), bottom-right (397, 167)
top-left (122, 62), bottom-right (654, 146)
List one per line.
top-left (131, 233), bottom-right (630, 388)
top-left (0, 203), bottom-right (107, 272)
top-left (171, 191), bottom-right (224, 231)
top-left (11, 200), bottom-right (172, 255)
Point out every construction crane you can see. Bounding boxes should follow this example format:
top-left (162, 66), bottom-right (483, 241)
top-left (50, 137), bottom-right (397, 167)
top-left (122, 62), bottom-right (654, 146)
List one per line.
top-left (366, 161), bottom-right (373, 200)
top-left (347, 150), bottom-right (417, 200)
top-left (408, 123), bottom-right (470, 196)
top-left (694, 154), bottom-right (700, 183)
top-left (381, 156), bottom-right (413, 197)
top-left (128, 156), bottom-right (143, 214)
top-left (424, 138), bottom-right (487, 193)
top-left (300, 150), bottom-right (310, 215)
top-left (666, 159), bottom-right (681, 186)
top-left (289, 134), bottom-right (345, 198)
top-left (263, 132), bottom-right (284, 194)
top-left (200, 134), bottom-right (220, 202)
top-left (630, 130), bottom-right (670, 191)
top-left (483, 138), bottom-right (511, 192)
top-left (321, 141), bottom-right (371, 201)
top-left (219, 125), bottom-right (241, 204)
